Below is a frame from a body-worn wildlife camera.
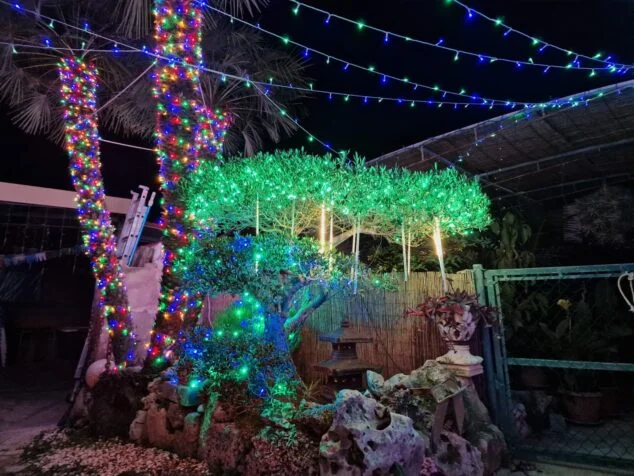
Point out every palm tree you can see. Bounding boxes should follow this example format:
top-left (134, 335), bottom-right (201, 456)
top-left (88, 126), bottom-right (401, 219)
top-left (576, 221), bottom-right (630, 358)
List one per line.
top-left (99, 16), bottom-right (306, 156)
top-left (0, 0), bottom-right (307, 366)
top-left (95, 0), bottom-right (307, 367)
top-left (0, 1), bottom-right (139, 365)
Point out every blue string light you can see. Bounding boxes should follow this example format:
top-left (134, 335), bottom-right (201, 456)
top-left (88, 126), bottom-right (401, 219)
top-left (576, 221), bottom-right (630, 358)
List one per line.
top-left (199, 1), bottom-right (581, 105)
top-left (449, 0), bottom-right (631, 71)
top-left (2, 0), bottom-right (627, 155)
top-left (288, 0), bottom-right (632, 74)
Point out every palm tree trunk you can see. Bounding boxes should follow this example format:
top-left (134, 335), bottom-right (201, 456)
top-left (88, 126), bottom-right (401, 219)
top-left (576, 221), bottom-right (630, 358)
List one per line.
top-left (58, 56), bottom-right (135, 366)
top-left (147, 0), bottom-right (226, 367)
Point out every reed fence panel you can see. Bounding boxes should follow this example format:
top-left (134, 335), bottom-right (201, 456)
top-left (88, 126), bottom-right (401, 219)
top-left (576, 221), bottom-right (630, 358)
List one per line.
top-left (294, 270), bottom-right (478, 383)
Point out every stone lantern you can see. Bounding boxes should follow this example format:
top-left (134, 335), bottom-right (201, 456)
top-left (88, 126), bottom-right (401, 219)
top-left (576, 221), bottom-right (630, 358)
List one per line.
top-left (313, 318), bottom-right (380, 391)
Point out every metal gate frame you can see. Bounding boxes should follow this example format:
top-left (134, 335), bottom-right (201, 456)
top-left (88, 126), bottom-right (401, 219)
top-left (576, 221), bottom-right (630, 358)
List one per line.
top-left (473, 263), bottom-right (634, 469)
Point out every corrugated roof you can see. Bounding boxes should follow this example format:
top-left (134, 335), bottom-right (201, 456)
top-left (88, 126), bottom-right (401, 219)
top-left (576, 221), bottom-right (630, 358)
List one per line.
top-left (367, 80), bottom-right (634, 202)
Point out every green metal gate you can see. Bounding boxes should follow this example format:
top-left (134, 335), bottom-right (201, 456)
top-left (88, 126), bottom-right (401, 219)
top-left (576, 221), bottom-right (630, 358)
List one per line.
top-left (474, 263), bottom-right (634, 470)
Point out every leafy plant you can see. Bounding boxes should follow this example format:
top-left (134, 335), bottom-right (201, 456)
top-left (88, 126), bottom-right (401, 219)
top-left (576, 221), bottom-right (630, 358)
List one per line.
top-left (500, 285), bottom-right (549, 357)
top-left (539, 288), bottom-right (632, 391)
top-left (564, 186), bottom-right (634, 247)
top-left (489, 212), bottom-right (535, 269)
top-left (405, 291), bottom-right (498, 332)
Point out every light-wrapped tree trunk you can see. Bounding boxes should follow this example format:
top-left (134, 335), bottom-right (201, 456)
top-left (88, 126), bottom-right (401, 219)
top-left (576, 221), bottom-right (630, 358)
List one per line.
top-left (58, 57), bottom-right (135, 366)
top-left (148, 0), bottom-right (228, 366)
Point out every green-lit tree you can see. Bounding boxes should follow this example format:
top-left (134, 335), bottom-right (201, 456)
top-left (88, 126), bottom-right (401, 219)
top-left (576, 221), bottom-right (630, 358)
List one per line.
top-left (178, 150), bottom-right (491, 345)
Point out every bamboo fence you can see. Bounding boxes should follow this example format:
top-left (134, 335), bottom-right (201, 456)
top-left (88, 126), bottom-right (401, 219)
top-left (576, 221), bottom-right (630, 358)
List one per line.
top-left (294, 270), bottom-right (478, 383)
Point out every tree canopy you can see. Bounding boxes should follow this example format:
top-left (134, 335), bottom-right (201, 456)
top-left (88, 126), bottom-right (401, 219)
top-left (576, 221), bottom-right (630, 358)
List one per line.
top-left (181, 149), bottom-right (492, 244)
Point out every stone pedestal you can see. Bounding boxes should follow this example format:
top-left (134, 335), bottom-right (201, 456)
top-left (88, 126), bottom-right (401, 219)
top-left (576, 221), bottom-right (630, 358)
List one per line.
top-left (436, 344), bottom-right (483, 366)
top-left (440, 362), bottom-right (483, 380)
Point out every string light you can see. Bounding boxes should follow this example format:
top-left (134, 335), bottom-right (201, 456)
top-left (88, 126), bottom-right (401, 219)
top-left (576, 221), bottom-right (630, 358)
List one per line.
top-left (3, 5), bottom-right (603, 121)
top-left (288, 0), bottom-right (631, 74)
top-left (148, 0), bottom-right (230, 366)
top-left (0, 3), bottom-right (339, 152)
top-left (58, 56), bottom-right (136, 367)
top-left (449, 0), bottom-right (632, 72)
top-left (4, 1), bottom-right (627, 162)
top-left (197, 2), bottom-right (533, 104)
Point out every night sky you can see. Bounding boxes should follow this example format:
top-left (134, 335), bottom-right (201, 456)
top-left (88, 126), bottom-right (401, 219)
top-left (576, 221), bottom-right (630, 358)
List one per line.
top-left (0, 0), bottom-right (632, 200)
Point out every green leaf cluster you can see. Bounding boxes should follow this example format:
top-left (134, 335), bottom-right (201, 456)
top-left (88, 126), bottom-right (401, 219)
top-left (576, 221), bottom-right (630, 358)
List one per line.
top-left (180, 149), bottom-right (491, 241)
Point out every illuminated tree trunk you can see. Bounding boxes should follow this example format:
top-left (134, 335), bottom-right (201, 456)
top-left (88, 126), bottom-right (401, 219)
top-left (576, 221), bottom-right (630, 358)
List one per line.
top-left (149, 0), bottom-right (228, 366)
top-left (58, 57), bottom-right (135, 366)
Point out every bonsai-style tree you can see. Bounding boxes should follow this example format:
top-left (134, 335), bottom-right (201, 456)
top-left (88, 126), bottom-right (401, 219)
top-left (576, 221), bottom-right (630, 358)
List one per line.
top-left (175, 150), bottom-right (490, 365)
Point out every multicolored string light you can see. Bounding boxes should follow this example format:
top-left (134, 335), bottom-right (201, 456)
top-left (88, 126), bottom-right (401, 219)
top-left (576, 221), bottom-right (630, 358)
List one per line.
top-left (289, 0), bottom-right (632, 75)
top-left (148, 0), bottom-right (229, 367)
top-left (58, 56), bottom-right (136, 367)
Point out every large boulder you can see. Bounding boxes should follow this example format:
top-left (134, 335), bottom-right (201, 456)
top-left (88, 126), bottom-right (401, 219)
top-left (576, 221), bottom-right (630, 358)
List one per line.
top-left (319, 390), bottom-right (428, 475)
top-left (367, 361), bottom-right (507, 475)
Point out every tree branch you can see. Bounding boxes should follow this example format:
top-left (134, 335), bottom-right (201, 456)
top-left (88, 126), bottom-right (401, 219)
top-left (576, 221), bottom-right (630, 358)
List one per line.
top-left (332, 228), bottom-right (385, 247)
top-left (283, 285), bottom-right (329, 336)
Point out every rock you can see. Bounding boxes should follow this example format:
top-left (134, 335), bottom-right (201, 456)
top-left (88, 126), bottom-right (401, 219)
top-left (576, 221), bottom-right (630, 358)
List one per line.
top-left (146, 406), bottom-right (176, 449)
top-left (167, 403), bottom-right (185, 431)
top-left (434, 430), bottom-right (484, 476)
top-left (146, 377), bottom-right (162, 395)
top-left (549, 412), bottom-right (566, 433)
top-left (200, 422), bottom-right (252, 472)
top-left (462, 383), bottom-right (492, 429)
top-left (319, 390), bottom-right (427, 475)
top-left (383, 373), bottom-right (410, 393)
top-left (366, 371), bottom-right (385, 398)
top-left (292, 403), bottom-right (335, 439)
top-left (410, 360), bottom-right (456, 388)
top-left (244, 428), bottom-right (320, 475)
top-left (387, 388), bottom-right (435, 433)
top-left (178, 384), bottom-right (202, 408)
top-left (511, 390), bottom-right (552, 433)
top-left (157, 380), bottom-right (179, 403)
top-left (368, 362), bottom-right (506, 475)
top-left (174, 412), bottom-right (202, 458)
top-left (212, 402), bottom-right (234, 423)
top-left (466, 423), bottom-right (506, 476)
top-left (462, 383), bottom-right (508, 475)
top-left (129, 410), bottom-right (147, 443)
top-left (85, 359), bottom-right (115, 388)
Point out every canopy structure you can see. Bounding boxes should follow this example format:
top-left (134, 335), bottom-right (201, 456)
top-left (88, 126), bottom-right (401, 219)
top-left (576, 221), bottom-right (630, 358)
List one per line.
top-left (367, 80), bottom-right (634, 203)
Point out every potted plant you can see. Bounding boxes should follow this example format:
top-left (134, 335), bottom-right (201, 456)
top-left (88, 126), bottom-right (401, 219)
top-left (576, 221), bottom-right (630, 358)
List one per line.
top-left (540, 297), bottom-right (630, 424)
top-left (405, 291), bottom-right (497, 365)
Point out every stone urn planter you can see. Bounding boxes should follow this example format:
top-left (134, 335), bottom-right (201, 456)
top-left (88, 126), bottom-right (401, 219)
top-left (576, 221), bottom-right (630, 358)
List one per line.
top-left (405, 291), bottom-right (498, 366)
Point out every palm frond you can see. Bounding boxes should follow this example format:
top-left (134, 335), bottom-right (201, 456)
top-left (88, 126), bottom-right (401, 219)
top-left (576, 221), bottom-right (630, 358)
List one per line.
top-left (0, 67), bottom-right (28, 104)
top-left (11, 90), bottom-right (56, 136)
top-left (113, 0), bottom-right (152, 40)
